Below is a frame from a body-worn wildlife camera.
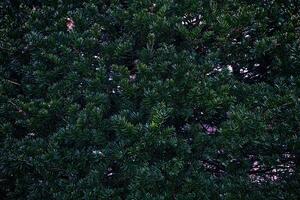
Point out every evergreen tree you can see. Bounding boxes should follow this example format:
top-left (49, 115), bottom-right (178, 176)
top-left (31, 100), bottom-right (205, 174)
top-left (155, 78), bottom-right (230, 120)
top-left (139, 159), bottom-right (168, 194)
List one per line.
top-left (1, 0), bottom-right (299, 199)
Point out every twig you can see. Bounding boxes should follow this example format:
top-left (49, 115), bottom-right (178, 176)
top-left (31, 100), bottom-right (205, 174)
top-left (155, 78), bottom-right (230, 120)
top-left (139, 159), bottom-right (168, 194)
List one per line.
top-left (5, 79), bottom-right (21, 86)
top-left (8, 100), bottom-right (27, 116)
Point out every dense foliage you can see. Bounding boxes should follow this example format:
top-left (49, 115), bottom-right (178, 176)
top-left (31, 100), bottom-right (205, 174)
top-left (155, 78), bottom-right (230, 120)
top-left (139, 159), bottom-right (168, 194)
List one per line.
top-left (1, 0), bottom-right (299, 199)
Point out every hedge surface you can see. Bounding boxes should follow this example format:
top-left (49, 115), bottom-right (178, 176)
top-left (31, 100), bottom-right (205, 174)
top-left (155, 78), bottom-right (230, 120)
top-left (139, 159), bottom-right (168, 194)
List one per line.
top-left (1, 0), bottom-right (299, 199)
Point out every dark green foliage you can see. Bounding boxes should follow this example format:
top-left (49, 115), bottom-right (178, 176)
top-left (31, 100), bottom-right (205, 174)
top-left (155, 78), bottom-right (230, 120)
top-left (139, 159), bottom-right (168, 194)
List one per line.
top-left (1, 0), bottom-right (299, 199)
